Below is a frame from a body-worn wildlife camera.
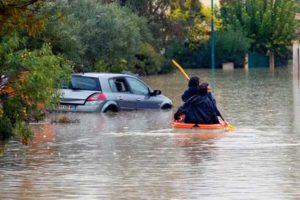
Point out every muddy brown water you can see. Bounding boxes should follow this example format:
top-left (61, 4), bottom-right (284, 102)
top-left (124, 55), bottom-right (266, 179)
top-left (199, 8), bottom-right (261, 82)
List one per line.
top-left (1, 67), bottom-right (300, 200)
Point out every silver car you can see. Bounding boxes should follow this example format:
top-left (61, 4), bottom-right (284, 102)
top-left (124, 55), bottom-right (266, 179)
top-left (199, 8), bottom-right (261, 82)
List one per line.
top-left (58, 73), bottom-right (173, 112)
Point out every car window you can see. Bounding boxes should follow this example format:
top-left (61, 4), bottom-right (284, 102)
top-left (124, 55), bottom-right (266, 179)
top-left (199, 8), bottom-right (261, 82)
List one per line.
top-left (126, 77), bottom-right (149, 95)
top-left (109, 79), bottom-right (118, 92)
top-left (109, 78), bottom-right (129, 93)
top-left (71, 76), bottom-right (101, 91)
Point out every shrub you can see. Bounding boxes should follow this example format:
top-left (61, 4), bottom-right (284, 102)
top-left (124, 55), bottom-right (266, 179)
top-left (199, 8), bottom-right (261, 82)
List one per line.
top-left (215, 27), bottom-right (251, 67)
top-left (0, 116), bottom-right (13, 140)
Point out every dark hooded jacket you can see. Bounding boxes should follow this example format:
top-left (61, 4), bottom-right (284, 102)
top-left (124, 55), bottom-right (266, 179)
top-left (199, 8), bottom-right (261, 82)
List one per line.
top-left (182, 89), bottom-right (222, 117)
top-left (181, 87), bottom-right (198, 102)
top-left (181, 76), bottom-right (200, 102)
top-left (175, 94), bottom-right (220, 124)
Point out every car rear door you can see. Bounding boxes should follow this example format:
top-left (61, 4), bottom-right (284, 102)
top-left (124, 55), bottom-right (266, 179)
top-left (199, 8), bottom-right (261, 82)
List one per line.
top-left (108, 77), bottom-right (136, 110)
top-left (60, 75), bottom-right (101, 105)
top-left (125, 77), bottom-right (161, 109)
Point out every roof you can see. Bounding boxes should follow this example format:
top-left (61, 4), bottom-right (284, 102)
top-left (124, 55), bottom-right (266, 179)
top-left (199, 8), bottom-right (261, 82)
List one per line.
top-left (73, 72), bottom-right (138, 79)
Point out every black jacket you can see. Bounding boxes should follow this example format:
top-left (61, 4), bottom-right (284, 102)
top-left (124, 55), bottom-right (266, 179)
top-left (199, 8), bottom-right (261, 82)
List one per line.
top-left (181, 87), bottom-right (198, 102)
top-left (182, 88), bottom-right (221, 117)
top-left (175, 94), bottom-right (220, 124)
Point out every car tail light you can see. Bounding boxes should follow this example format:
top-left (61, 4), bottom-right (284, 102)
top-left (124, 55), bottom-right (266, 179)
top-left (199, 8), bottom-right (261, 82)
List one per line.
top-left (86, 92), bottom-right (107, 101)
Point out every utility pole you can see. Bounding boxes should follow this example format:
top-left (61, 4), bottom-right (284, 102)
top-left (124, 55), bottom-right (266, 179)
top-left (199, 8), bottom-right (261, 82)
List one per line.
top-left (211, 0), bottom-right (215, 89)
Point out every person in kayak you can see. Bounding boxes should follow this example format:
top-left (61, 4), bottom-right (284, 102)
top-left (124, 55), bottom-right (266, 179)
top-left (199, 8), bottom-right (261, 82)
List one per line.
top-left (174, 83), bottom-right (221, 124)
top-left (181, 76), bottom-right (200, 102)
top-left (181, 76), bottom-right (223, 120)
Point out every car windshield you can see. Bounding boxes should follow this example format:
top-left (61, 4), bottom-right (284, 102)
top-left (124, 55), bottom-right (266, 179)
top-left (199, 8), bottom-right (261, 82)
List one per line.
top-left (70, 75), bottom-right (101, 91)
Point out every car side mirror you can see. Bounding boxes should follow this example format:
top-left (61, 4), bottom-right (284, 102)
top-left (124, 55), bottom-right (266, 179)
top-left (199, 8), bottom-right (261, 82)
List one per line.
top-left (149, 90), bottom-right (161, 96)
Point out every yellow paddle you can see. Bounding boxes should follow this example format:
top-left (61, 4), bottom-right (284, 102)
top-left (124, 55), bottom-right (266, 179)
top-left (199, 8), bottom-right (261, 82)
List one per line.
top-left (171, 59), bottom-right (236, 132)
top-left (171, 59), bottom-right (190, 80)
top-left (220, 117), bottom-right (236, 132)
top-left (226, 123), bottom-right (236, 132)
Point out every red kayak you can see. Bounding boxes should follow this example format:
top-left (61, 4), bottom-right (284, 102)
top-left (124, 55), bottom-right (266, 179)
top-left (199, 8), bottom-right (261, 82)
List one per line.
top-left (171, 120), bottom-right (228, 142)
top-left (171, 120), bottom-right (227, 130)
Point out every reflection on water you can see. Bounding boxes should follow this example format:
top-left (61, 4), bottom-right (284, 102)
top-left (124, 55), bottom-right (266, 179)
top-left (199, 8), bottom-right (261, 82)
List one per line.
top-left (1, 67), bottom-right (300, 199)
top-left (293, 77), bottom-right (300, 132)
top-left (174, 131), bottom-right (226, 147)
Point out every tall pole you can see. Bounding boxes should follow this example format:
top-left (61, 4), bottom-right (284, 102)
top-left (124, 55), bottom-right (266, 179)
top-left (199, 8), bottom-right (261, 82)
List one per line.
top-left (211, 0), bottom-right (215, 89)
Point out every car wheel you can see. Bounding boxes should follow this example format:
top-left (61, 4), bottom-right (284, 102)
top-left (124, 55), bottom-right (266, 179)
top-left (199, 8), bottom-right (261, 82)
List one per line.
top-left (103, 105), bottom-right (119, 113)
top-left (161, 104), bottom-right (172, 110)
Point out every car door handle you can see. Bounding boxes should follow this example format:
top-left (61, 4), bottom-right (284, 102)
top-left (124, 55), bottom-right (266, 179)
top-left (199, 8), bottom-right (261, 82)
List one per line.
top-left (136, 98), bottom-right (141, 101)
top-left (118, 96), bottom-right (123, 100)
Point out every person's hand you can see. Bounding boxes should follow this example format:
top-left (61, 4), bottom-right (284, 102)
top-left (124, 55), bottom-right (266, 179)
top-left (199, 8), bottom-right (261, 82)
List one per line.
top-left (174, 113), bottom-right (180, 120)
top-left (224, 121), bottom-right (228, 127)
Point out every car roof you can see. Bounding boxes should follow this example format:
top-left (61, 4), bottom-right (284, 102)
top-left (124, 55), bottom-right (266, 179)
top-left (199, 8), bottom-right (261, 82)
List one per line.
top-left (72, 72), bottom-right (137, 79)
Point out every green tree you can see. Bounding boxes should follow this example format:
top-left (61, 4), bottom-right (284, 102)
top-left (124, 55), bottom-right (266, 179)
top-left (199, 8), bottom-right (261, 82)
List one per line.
top-left (105, 0), bottom-right (171, 47)
top-left (0, 0), bottom-right (46, 36)
top-left (215, 27), bottom-right (251, 67)
top-left (169, 0), bottom-right (205, 43)
top-left (296, 0), bottom-right (300, 12)
top-left (36, 1), bottom-right (163, 74)
top-left (0, 1), bottom-right (73, 141)
top-left (164, 1), bottom-right (223, 69)
top-left (0, 35), bottom-right (72, 141)
top-left (221, 0), bottom-right (296, 67)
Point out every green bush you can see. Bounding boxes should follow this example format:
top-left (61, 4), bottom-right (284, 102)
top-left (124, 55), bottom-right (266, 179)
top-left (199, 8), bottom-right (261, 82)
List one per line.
top-left (0, 35), bottom-right (73, 140)
top-left (0, 116), bottom-right (13, 140)
top-left (37, 1), bottom-right (159, 74)
top-left (14, 121), bottom-right (34, 143)
top-left (134, 43), bottom-right (164, 75)
top-left (164, 39), bottom-right (211, 70)
top-left (2, 97), bottom-right (25, 125)
top-left (215, 27), bottom-right (251, 67)
top-left (95, 58), bottom-right (128, 73)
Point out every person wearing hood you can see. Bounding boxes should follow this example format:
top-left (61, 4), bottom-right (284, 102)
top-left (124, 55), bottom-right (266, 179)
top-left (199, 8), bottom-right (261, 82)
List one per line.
top-left (181, 76), bottom-right (223, 118)
top-left (175, 83), bottom-right (221, 124)
top-left (181, 76), bottom-right (200, 102)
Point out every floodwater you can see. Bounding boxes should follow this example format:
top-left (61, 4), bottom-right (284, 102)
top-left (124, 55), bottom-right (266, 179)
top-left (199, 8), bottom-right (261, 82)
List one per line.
top-left (1, 67), bottom-right (300, 200)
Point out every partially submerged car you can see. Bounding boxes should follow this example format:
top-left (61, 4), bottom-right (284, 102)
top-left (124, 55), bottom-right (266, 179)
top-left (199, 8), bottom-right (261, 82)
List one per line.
top-left (58, 73), bottom-right (173, 112)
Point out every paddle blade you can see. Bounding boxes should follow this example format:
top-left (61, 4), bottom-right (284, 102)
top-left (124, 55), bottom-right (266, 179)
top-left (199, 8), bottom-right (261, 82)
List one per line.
top-left (226, 123), bottom-right (236, 132)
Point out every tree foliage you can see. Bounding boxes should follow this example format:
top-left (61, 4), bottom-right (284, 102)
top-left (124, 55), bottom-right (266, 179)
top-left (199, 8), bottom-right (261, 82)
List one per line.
top-left (0, 0), bottom-right (46, 36)
top-left (215, 27), bottom-right (251, 66)
top-left (295, 0), bottom-right (300, 12)
top-left (0, 34), bottom-right (71, 141)
top-left (169, 0), bottom-right (204, 42)
top-left (0, 35), bottom-right (72, 140)
top-left (104, 0), bottom-right (171, 47)
top-left (35, 1), bottom-right (163, 74)
top-left (221, 0), bottom-right (296, 56)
